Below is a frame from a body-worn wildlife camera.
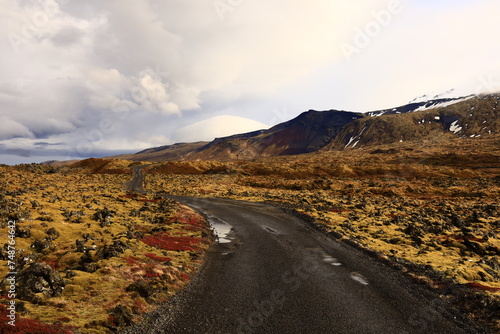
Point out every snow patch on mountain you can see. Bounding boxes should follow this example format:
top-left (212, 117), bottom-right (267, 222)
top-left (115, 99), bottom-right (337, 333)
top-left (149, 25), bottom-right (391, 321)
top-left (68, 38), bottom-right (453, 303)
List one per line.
top-left (414, 95), bottom-right (475, 112)
top-left (449, 120), bottom-right (463, 134)
top-left (410, 89), bottom-right (459, 104)
top-left (345, 126), bottom-right (366, 148)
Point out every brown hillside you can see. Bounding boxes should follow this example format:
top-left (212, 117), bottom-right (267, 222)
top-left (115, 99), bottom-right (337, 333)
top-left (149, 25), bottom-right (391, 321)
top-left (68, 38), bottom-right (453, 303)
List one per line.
top-left (325, 94), bottom-right (500, 150)
top-left (115, 142), bottom-right (209, 162)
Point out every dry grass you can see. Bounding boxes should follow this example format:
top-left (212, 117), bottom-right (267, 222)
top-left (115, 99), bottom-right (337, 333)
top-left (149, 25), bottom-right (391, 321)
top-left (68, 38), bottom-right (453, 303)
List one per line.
top-left (0, 161), bottom-right (212, 333)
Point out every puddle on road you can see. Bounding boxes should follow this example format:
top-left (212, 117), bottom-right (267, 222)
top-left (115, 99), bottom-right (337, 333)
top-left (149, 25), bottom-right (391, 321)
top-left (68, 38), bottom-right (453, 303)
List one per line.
top-left (350, 272), bottom-right (369, 285)
top-left (322, 255), bottom-right (342, 266)
top-left (207, 216), bottom-right (233, 243)
top-left (317, 249), bottom-right (342, 266)
top-left (262, 225), bottom-right (280, 235)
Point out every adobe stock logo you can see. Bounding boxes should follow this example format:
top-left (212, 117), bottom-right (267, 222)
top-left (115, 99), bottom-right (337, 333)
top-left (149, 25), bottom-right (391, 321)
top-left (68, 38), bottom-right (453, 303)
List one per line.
top-left (475, 74), bottom-right (500, 95)
top-left (213, 0), bottom-right (243, 21)
top-left (340, 0), bottom-right (403, 62)
top-left (7, 0), bottom-right (73, 53)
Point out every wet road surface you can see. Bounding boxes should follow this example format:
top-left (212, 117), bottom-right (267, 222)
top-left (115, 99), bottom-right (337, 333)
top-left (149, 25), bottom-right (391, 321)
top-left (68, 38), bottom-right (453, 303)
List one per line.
top-left (124, 165), bottom-right (149, 193)
top-left (122, 196), bottom-right (486, 334)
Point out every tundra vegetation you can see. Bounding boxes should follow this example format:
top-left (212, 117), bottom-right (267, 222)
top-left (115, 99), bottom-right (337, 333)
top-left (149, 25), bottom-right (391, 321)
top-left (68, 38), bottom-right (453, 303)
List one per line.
top-left (0, 159), bottom-right (212, 333)
top-left (0, 134), bottom-right (499, 332)
top-left (145, 136), bottom-right (500, 330)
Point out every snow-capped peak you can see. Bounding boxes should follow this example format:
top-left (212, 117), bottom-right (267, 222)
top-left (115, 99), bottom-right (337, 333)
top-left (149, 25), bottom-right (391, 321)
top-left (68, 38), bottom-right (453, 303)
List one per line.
top-left (413, 95), bottom-right (475, 112)
top-left (409, 89), bottom-right (458, 104)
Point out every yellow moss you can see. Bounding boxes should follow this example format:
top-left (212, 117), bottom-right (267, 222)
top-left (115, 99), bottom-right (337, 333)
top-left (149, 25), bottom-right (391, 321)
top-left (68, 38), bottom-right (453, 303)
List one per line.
top-left (0, 164), bottom-right (213, 333)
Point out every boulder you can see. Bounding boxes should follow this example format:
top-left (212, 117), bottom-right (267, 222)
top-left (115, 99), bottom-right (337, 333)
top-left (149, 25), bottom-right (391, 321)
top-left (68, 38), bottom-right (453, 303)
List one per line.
top-left (31, 239), bottom-right (52, 253)
top-left (16, 262), bottom-right (65, 302)
top-left (463, 239), bottom-right (487, 256)
top-left (126, 281), bottom-right (153, 299)
top-left (96, 240), bottom-right (130, 259)
top-left (78, 251), bottom-right (100, 273)
top-left (110, 305), bottom-right (134, 327)
top-left (93, 207), bottom-right (115, 222)
top-left (46, 227), bottom-right (60, 239)
top-left (15, 225), bottom-right (31, 238)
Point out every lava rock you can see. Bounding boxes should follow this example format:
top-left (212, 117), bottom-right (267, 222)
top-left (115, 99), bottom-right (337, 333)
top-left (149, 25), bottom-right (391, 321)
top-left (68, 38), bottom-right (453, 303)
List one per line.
top-left (81, 263), bottom-right (99, 273)
top-left (76, 239), bottom-right (86, 252)
top-left (110, 305), bottom-right (134, 327)
top-left (450, 213), bottom-right (465, 228)
top-left (463, 239), bottom-right (487, 256)
top-left (46, 227), bottom-right (60, 239)
top-left (486, 245), bottom-right (500, 256)
top-left (31, 239), bottom-right (52, 253)
top-left (96, 240), bottom-right (130, 259)
top-left (78, 251), bottom-right (99, 273)
top-left (100, 219), bottom-right (111, 228)
top-left (93, 207), bottom-right (115, 223)
top-left (65, 270), bottom-right (77, 279)
top-left (126, 281), bottom-right (153, 299)
top-left (15, 226), bottom-right (31, 238)
top-left (16, 262), bottom-right (65, 301)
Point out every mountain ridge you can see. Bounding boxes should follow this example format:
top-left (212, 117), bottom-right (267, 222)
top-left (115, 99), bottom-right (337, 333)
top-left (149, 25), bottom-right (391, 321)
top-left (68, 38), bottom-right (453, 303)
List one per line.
top-left (325, 94), bottom-right (499, 150)
top-left (109, 93), bottom-right (500, 162)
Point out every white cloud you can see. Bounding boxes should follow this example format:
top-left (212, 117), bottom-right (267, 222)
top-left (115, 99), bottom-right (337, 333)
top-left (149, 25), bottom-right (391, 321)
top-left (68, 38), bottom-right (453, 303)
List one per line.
top-left (134, 134), bottom-right (172, 149)
top-left (0, 116), bottom-right (34, 140)
top-left (174, 115), bottom-right (268, 143)
top-left (0, 0), bottom-right (499, 163)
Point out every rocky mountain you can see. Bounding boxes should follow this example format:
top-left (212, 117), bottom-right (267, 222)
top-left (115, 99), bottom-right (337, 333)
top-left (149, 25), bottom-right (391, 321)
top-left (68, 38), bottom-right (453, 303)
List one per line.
top-left (120, 110), bottom-right (364, 161)
top-left (114, 93), bottom-right (500, 162)
top-left (324, 94), bottom-right (499, 150)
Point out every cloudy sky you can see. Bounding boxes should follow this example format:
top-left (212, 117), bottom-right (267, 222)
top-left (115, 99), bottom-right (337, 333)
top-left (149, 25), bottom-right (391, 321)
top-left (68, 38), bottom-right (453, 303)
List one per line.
top-left (1, 0), bottom-right (499, 164)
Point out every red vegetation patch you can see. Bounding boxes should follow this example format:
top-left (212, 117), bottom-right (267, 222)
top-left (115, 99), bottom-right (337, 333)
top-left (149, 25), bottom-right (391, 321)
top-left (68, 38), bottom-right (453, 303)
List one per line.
top-left (41, 258), bottom-right (59, 270)
top-left (134, 299), bottom-right (148, 314)
top-left (178, 219), bottom-right (204, 229)
top-left (124, 256), bottom-right (164, 279)
top-left (70, 158), bottom-right (110, 171)
top-left (183, 226), bottom-right (201, 232)
top-left (386, 213), bottom-right (406, 219)
top-left (145, 269), bottom-right (162, 278)
top-left (199, 189), bottom-right (216, 195)
top-left (141, 233), bottom-right (203, 251)
top-left (0, 305), bottom-right (74, 334)
top-left (330, 208), bottom-right (348, 213)
top-left (466, 282), bottom-right (500, 292)
top-left (124, 256), bottom-right (142, 266)
top-left (69, 158), bottom-right (131, 174)
top-left (144, 253), bottom-right (172, 262)
top-left (166, 205), bottom-right (207, 231)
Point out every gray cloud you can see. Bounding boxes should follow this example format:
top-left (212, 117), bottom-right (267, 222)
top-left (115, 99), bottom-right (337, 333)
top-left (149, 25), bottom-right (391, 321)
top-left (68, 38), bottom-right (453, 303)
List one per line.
top-left (50, 26), bottom-right (85, 46)
top-left (0, 0), bottom-right (499, 164)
